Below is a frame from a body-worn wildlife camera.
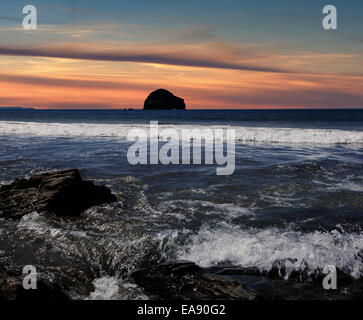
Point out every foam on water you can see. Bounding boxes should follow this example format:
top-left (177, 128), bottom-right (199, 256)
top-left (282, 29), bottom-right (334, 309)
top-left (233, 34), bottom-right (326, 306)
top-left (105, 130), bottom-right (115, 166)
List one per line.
top-left (157, 199), bottom-right (255, 219)
top-left (87, 277), bottom-right (121, 300)
top-left (329, 181), bottom-right (363, 192)
top-left (17, 212), bottom-right (64, 238)
top-left (1, 121), bottom-right (363, 144)
top-left (175, 223), bottom-right (363, 279)
top-left (86, 277), bottom-right (149, 300)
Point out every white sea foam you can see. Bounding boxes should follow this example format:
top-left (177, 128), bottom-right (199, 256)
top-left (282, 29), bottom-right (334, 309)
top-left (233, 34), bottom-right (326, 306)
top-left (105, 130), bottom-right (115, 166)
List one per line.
top-left (17, 212), bottom-right (63, 238)
top-left (1, 121), bottom-right (363, 144)
top-left (176, 224), bottom-right (363, 279)
top-left (86, 277), bottom-right (149, 300)
top-left (87, 277), bottom-right (121, 300)
top-left (157, 199), bottom-right (255, 219)
top-left (330, 181), bottom-right (363, 192)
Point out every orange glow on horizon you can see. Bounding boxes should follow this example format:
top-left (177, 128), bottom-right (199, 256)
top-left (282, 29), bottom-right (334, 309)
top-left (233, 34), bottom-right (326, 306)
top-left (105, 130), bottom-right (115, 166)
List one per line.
top-left (0, 45), bottom-right (362, 109)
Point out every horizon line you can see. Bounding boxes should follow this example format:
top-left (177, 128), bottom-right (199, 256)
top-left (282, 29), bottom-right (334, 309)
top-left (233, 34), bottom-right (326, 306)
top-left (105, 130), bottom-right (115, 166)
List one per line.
top-left (1, 107), bottom-right (363, 111)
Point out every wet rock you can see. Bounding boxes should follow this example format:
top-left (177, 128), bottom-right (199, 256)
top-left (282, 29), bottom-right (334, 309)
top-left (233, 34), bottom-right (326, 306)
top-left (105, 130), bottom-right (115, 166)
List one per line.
top-left (132, 261), bottom-right (363, 300)
top-left (133, 261), bottom-right (204, 300)
top-left (133, 262), bottom-right (300, 300)
top-left (0, 169), bottom-right (116, 218)
top-left (0, 266), bottom-right (69, 300)
top-left (144, 89), bottom-right (186, 110)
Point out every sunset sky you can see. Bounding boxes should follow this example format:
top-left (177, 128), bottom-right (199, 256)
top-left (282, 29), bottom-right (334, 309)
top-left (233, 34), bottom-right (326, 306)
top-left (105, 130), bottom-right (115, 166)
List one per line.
top-left (0, 0), bottom-right (363, 109)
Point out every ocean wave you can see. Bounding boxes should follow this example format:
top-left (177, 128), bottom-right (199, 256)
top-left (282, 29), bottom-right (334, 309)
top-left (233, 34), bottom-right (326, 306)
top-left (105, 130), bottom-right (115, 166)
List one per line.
top-left (175, 223), bottom-right (363, 279)
top-left (1, 121), bottom-right (363, 144)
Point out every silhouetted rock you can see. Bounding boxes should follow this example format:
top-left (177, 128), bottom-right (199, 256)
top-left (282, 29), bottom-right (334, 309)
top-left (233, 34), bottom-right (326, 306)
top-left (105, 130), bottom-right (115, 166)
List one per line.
top-left (0, 169), bottom-right (116, 218)
top-left (144, 89), bottom-right (186, 110)
top-left (0, 266), bottom-right (69, 300)
top-left (132, 261), bottom-right (363, 300)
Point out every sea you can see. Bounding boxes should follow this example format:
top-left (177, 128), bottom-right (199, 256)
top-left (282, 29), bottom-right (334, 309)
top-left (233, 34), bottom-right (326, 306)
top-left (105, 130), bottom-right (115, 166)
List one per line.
top-left (0, 108), bottom-right (362, 299)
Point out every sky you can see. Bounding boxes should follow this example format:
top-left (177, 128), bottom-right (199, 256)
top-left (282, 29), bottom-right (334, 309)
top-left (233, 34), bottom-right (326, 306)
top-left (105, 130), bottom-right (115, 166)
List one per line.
top-left (0, 0), bottom-right (362, 109)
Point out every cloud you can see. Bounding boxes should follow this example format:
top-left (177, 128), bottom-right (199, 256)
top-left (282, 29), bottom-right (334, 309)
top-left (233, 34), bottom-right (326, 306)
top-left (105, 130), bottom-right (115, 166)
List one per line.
top-left (200, 87), bottom-right (363, 109)
top-left (0, 45), bottom-right (290, 73)
top-left (0, 74), bottom-right (151, 90)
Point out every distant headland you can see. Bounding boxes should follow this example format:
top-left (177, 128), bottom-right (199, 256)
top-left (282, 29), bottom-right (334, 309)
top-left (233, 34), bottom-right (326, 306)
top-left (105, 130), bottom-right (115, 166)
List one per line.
top-left (144, 89), bottom-right (186, 110)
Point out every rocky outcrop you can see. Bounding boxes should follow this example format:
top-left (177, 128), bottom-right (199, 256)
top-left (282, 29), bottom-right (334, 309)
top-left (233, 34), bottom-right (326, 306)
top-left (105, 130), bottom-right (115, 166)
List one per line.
top-left (0, 169), bottom-right (116, 218)
top-left (132, 261), bottom-right (363, 300)
top-left (132, 261), bottom-right (308, 300)
top-left (132, 262), bottom-right (255, 300)
top-left (144, 89), bottom-right (186, 110)
top-left (0, 266), bottom-right (69, 300)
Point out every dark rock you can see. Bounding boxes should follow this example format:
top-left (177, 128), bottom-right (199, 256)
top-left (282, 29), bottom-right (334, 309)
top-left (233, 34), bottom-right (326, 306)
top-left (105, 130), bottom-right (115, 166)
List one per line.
top-left (0, 266), bottom-right (69, 300)
top-left (144, 89), bottom-right (186, 110)
top-left (0, 169), bottom-right (116, 218)
top-left (132, 262), bottom-right (296, 300)
top-left (132, 261), bottom-right (363, 300)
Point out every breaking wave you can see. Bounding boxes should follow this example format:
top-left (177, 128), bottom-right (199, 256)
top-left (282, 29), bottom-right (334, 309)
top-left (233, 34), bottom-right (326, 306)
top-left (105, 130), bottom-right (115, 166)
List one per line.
top-left (1, 121), bottom-right (363, 144)
top-left (174, 223), bottom-right (363, 279)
